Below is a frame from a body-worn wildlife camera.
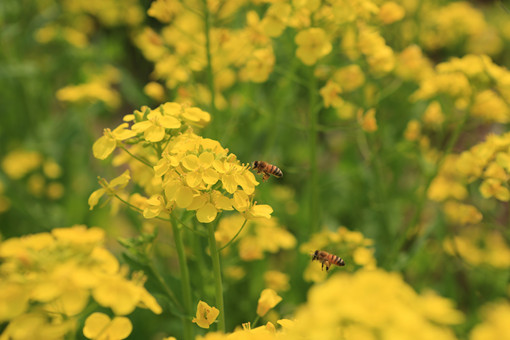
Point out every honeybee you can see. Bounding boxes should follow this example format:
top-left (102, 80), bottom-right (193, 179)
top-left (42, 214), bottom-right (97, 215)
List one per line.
top-left (311, 250), bottom-right (345, 271)
top-left (251, 161), bottom-right (283, 181)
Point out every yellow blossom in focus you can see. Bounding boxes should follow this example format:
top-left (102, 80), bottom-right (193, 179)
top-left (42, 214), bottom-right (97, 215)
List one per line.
top-left (131, 109), bottom-right (181, 142)
top-left (83, 312), bottom-right (132, 340)
top-left (295, 28), bottom-right (332, 65)
top-left (93, 123), bottom-right (136, 160)
top-left (88, 170), bottom-right (131, 210)
top-left (192, 301), bottom-right (220, 329)
top-left (378, 1), bottom-right (405, 24)
top-left (257, 289), bottom-right (282, 317)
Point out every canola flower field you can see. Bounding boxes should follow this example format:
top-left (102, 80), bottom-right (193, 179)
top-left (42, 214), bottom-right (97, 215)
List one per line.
top-left (1, 0), bottom-right (510, 339)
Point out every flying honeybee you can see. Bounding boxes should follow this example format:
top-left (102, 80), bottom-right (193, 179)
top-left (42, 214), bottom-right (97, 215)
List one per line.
top-left (251, 161), bottom-right (283, 181)
top-left (311, 250), bottom-right (345, 271)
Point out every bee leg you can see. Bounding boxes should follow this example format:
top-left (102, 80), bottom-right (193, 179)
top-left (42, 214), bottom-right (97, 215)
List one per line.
top-left (325, 261), bottom-right (331, 271)
top-left (262, 173), bottom-right (270, 181)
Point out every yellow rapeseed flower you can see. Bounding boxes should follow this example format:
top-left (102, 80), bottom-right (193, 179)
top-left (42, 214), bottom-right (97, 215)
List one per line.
top-left (83, 312), bottom-right (132, 340)
top-left (256, 289), bottom-right (282, 317)
top-left (192, 301), bottom-right (220, 329)
top-left (88, 170), bottom-right (131, 210)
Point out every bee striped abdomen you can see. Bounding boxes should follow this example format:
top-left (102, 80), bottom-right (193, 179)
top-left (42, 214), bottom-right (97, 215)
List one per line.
top-left (251, 161), bottom-right (283, 180)
top-left (269, 164), bottom-right (283, 177)
top-left (311, 250), bottom-right (345, 271)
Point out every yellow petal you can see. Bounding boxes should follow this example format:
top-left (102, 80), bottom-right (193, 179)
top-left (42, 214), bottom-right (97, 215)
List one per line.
top-left (199, 152), bottom-right (214, 168)
top-left (159, 115), bottom-right (181, 129)
top-left (196, 203), bottom-right (217, 223)
top-left (144, 125), bottom-right (165, 142)
top-left (186, 172), bottom-right (202, 188)
top-left (192, 301), bottom-right (220, 329)
top-left (176, 186), bottom-right (193, 208)
top-left (83, 312), bottom-right (111, 338)
top-left (93, 135), bottom-right (117, 160)
top-left (182, 154), bottom-right (200, 171)
top-left (203, 168), bottom-right (219, 185)
top-left (108, 316), bottom-right (133, 339)
top-left (248, 204), bottom-right (273, 219)
top-left (256, 289), bottom-right (282, 317)
top-left (131, 120), bottom-right (152, 133)
top-left (88, 188), bottom-right (106, 210)
top-left (233, 191), bottom-right (250, 212)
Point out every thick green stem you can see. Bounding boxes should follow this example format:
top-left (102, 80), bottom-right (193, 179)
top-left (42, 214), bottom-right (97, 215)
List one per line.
top-left (202, 0), bottom-right (216, 116)
top-left (308, 67), bottom-right (320, 236)
top-left (171, 218), bottom-right (194, 340)
top-left (207, 222), bottom-right (225, 332)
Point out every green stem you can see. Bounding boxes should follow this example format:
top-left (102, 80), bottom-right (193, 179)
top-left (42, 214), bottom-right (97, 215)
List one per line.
top-left (202, 0), bottom-right (216, 116)
top-left (219, 218), bottom-right (248, 251)
top-left (207, 221), bottom-right (225, 332)
top-left (119, 145), bottom-right (154, 168)
top-left (171, 217), bottom-right (194, 340)
top-left (308, 66), bottom-right (320, 236)
top-left (251, 315), bottom-right (261, 328)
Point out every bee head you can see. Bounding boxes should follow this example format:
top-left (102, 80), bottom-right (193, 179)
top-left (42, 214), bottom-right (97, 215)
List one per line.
top-left (310, 250), bottom-right (319, 260)
top-left (252, 161), bottom-right (259, 168)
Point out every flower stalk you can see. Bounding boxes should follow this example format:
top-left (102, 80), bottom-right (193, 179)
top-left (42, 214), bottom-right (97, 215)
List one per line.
top-left (308, 66), bottom-right (320, 237)
top-left (207, 221), bottom-right (225, 332)
top-left (171, 217), bottom-right (194, 340)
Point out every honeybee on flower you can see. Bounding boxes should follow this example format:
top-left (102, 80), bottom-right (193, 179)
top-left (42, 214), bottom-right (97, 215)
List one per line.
top-left (311, 250), bottom-right (345, 271)
top-left (251, 161), bottom-right (283, 181)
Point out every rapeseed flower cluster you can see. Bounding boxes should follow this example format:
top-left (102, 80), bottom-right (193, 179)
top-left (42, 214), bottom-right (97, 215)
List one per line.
top-left (90, 102), bottom-right (272, 223)
top-left (35, 0), bottom-right (143, 48)
top-left (300, 226), bottom-right (376, 282)
top-left (412, 54), bottom-right (510, 123)
top-left (287, 269), bottom-right (464, 340)
top-left (0, 226), bottom-right (161, 339)
top-left (195, 270), bottom-right (463, 340)
top-left (56, 66), bottom-right (121, 109)
top-left (429, 132), bottom-right (510, 226)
